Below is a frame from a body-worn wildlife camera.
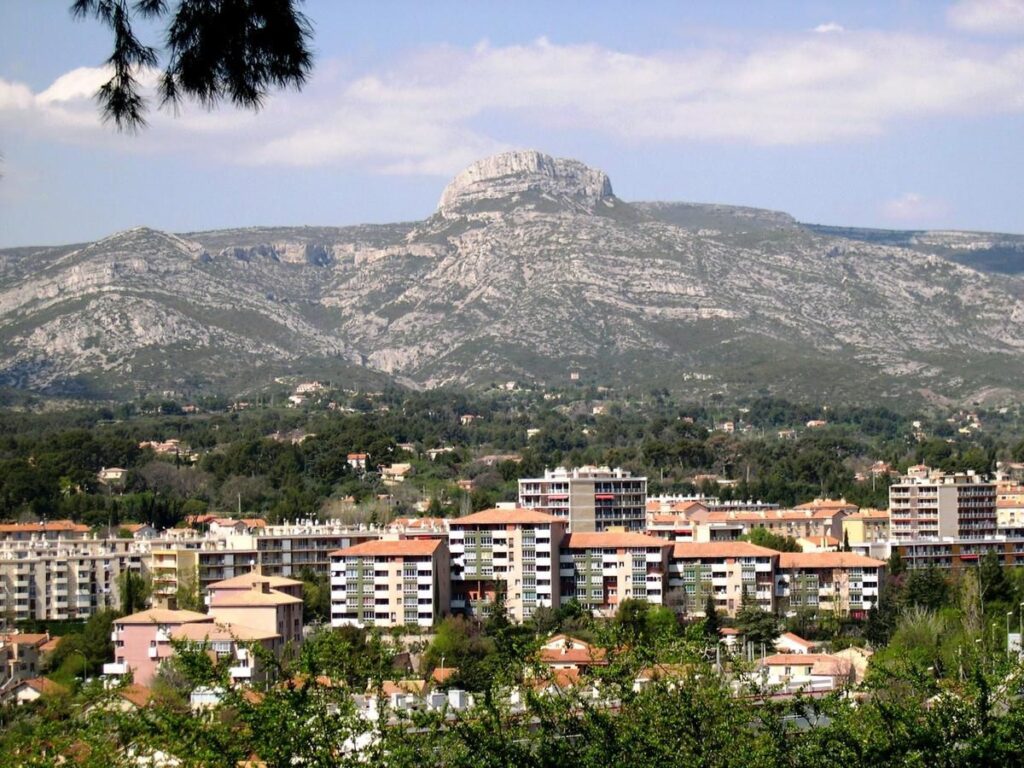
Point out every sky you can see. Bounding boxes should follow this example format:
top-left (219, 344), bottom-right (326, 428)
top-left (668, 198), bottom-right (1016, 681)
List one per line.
top-left (1, 0), bottom-right (1023, 247)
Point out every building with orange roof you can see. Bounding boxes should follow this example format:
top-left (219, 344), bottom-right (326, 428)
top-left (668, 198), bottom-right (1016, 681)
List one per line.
top-left (329, 538), bottom-right (450, 628)
top-left (9, 676), bottom-right (67, 705)
top-left (0, 632), bottom-right (50, 688)
top-left (518, 466), bottom-right (647, 532)
top-left (0, 520), bottom-right (90, 542)
top-left (537, 634), bottom-right (608, 670)
top-left (690, 503), bottom-right (853, 544)
top-left (448, 506), bottom-right (566, 621)
top-left (105, 608), bottom-right (214, 686)
top-left (668, 542), bottom-right (778, 617)
top-left (756, 653), bottom-right (854, 692)
top-left (645, 514), bottom-right (695, 542)
top-left (776, 552), bottom-right (885, 618)
top-left (775, 632), bottom-right (816, 655)
top-left (207, 571), bottom-right (304, 602)
top-left (558, 532), bottom-right (672, 617)
top-left (208, 581), bottom-right (304, 647)
top-left (794, 535), bottom-right (840, 552)
top-left (171, 621), bottom-right (281, 684)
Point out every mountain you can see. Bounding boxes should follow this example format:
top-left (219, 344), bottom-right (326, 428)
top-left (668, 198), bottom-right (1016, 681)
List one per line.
top-left (2, 149), bottom-right (1024, 404)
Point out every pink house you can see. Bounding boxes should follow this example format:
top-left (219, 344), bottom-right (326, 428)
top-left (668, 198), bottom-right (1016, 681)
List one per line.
top-left (104, 608), bottom-right (212, 686)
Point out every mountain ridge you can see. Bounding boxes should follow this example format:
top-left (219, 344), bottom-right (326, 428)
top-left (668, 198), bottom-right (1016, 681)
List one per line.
top-left (2, 150), bottom-right (1024, 404)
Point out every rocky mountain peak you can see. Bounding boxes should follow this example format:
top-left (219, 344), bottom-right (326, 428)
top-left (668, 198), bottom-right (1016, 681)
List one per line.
top-left (436, 150), bottom-right (615, 217)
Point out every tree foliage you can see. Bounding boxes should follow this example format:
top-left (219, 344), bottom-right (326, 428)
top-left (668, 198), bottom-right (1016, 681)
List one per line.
top-left (71, 0), bottom-right (314, 130)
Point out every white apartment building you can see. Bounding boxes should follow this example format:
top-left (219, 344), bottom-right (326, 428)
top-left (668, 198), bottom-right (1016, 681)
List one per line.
top-left (889, 465), bottom-right (997, 542)
top-left (0, 537), bottom-right (143, 624)
top-left (448, 507), bottom-right (566, 621)
top-left (518, 466), bottom-right (647, 532)
top-left (329, 538), bottom-right (450, 628)
top-left (558, 532), bottom-right (672, 617)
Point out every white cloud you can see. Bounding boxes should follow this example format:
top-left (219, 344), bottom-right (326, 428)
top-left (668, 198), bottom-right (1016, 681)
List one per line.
top-left (813, 22), bottom-right (845, 33)
top-left (882, 193), bottom-right (953, 225)
top-left (948, 0), bottom-right (1024, 34)
top-left (2, 28), bottom-right (1024, 176)
top-left (36, 67), bottom-right (112, 104)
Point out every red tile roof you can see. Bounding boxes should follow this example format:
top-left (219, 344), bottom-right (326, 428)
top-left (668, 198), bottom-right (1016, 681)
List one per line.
top-left (563, 532), bottom-right (672, 550)
top-left (671, 541), bottom-right (780, 559)
top-left (0, 520), bottom-right (89, 534)
top-left (208, 572), bottom-right (303, 590)
top-left (778, 552), bottom-right (885, 569)
top-left (330, 538), bottom-right (444, 558)
top-left (449, 508), bottom-right (561, 526)
top-left (19, 677), bottom-right (68, 696)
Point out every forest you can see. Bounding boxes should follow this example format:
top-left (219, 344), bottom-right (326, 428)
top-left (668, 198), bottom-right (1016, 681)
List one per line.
top-left (3, 387), bottom-right (1023, 528)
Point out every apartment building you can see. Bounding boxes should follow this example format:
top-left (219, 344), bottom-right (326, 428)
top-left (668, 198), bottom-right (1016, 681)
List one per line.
top-left (170, 621), bottom-right (281, 685)
top-left (689, 502), bottom-right (852, 543)
top-left (667, 542), bottom-right (778, 616)
top-left (106, 579), bottom-right (304, 686)
top-left (329, 539), bottom-right (450, 628)
top-left (207, 571), bottom-right (303, 603)
top-left (207, 580), bottom-right (304, 648)
top-left (195, 522), bottom-right (382, 591)
top-left (558, 532), bottom-right (672, 617)
top-left (841, 509), bottom-right (890, 545)
top-left (0, 538), bottom-right (143, 624)
top-left (893, 538), bottom-right (1024, 571)
top-left (518, 466), bottom-right (647, 532)
top-left (448, 507), bottom-right (566, 621)
top-left (147, 549), bottom-right (198, 609)
top-left (0, 521), bottom-right (90, 543)
top-left (776, 552), bottom-right (885, 618)
top-left (889, 465), bottom-right (997, 541)
top-left (105, 608), bottom-right (213, 686)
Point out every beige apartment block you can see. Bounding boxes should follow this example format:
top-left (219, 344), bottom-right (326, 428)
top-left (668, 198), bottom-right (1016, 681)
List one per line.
top-left (776, 552), bottom-right (885, 618)
top-left (841, 509), bottom-right (890, 545)
top-left (207, 580), bottom-right (304, 648)
top-left (1, 538), bottom-right (142, 623)
top-left (690, 502), bottom-right (853, 544)
top-left (667, 541), bottom-right (778, 617)
top-left (329, 538), bottom-right (450, 628)
top-left (146, 549), bottom-right (199, 609)
top-left (448, 508), bottom-right (566, 621)
top-left (558, 532), bottom-right (672, 617)
top-left (889, 465), bottom-right (996, 541)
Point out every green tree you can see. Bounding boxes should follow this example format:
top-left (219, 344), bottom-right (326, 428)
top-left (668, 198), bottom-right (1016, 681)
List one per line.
top-left (173, 568), bottom-right (204, 613)
top-left (979, 550), bottom-right (1013, 605)
top-left (703, 593), bottom-right (720, 638)
top-left (117, 569), bottom-right (151, 614)
top-left (740, 527), bottom-right (801, 552)
top-left (734, 589), bottom-right (779, 649)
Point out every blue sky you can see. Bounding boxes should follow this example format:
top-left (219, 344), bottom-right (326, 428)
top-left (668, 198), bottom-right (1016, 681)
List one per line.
top-left (1, 0), bottom-right (1023, 246)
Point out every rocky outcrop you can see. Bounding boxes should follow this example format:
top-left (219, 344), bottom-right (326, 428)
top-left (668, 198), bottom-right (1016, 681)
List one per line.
top-left (436, 150), bottom-right (614, 217)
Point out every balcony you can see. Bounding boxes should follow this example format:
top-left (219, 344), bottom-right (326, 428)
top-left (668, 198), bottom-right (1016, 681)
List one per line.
top-left (148, 647), bottom-right (159, 659)
top-left (229, 665), bottom-right (254, 679)
top-left (103, 662), bottom-right (128, 676)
